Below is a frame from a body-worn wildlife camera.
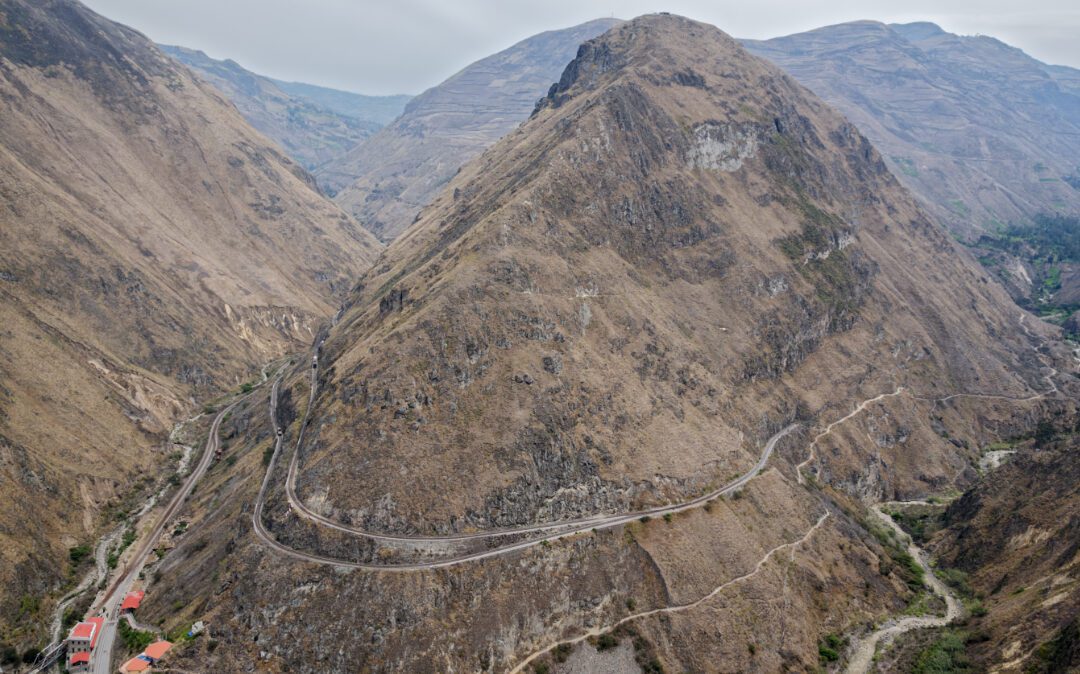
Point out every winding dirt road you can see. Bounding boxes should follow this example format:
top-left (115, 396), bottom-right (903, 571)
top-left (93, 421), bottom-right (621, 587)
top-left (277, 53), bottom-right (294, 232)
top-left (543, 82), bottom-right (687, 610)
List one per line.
top-left (508, 512), bottom-right (831, 674)
top-left (253, 366), bottom-right (800, 569)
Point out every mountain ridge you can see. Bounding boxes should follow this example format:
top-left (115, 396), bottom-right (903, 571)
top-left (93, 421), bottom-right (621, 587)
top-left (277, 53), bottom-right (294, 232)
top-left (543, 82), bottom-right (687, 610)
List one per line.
top-left (0, 0), bottom-right (381, 643)
top-left (320, 17), bottom-right (622, 240)
top-left (159, 44), bottom-right (410, 170)
top-left (143, 15), bottom-right (1073, 673)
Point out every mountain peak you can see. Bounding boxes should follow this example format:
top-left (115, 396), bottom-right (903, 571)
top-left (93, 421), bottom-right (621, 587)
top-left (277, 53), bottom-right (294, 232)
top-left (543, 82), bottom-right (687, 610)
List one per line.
top-left (536, 14), bottom-right (759, 114)
top-left (888, 20), bottom-right (947, 41)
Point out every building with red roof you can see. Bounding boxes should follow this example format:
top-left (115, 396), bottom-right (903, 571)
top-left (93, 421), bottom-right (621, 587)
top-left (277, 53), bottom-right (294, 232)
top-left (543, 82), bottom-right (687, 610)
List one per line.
top-left (67, 616), bottom-right (105, 654)
top-left (143, 640), bottom-right (172, 661)
top-left (120, 656), bottom-right (151, 673)
top-left (69, 651), bottom-right (91, 673)
top-left (120, 590), bottom-right (145, 612)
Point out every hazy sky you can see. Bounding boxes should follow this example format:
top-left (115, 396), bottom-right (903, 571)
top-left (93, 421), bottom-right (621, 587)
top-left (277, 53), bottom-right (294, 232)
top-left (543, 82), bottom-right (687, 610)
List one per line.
top-left (82, 0), bottom-right (1080, 96)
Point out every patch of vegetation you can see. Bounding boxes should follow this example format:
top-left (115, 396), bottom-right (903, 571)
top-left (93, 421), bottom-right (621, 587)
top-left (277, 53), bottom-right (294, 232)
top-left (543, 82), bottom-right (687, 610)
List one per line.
top-left (974, 213), bottom-right (1080, 315)
top-left (118, 619), bottom-right (155, 653)
top-left (240, 382), bottom-right (254, 394)
top-left (888, 508), bottom-right (944, 545)
top-left (912, 629), bottom-right (971, 673)
top-left (935, 568), bottom-right (973, 598)
top-left (69, 544), bottom-right (91, 565)
top-left (903, 590), bottom-right (939, 616)
top-left (262, 445), bottom-right (275, 466)
top-left (947, 199), bottom-right (971, 217)
top-left (868, 516), bottom-right (926, 591)
top-left (18, 595), bottom-right (39, 617)
top-left (0, 644), bottom-right (17, 667)
top-left (553, 643), bottom-right (573, 663)
top-left (819, 644), bottom-right (840, 663)
top-left (893, 156), bottom-right (920, 177)
top-left (595, 633), bottom-right (619, 651)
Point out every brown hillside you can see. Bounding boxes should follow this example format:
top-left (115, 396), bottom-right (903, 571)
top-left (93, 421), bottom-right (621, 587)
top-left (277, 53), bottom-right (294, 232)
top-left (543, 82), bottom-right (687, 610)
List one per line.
top-left (145, 14), bottom-right (1074, 674)
top-left (0, 0), bottom-right (381, 642)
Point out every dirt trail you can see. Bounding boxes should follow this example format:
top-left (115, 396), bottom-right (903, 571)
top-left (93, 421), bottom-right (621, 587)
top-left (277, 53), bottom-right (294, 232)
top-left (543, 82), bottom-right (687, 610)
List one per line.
top-left (508, 513), bottom-right (831, 674)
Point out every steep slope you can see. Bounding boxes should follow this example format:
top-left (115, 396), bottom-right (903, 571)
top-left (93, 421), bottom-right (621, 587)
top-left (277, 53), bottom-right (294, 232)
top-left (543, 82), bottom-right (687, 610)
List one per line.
top-left (320, 17), bottom-right (621, 240)
top-left (742, 21), bottom-right (1080, 240)
top-left (146, 15), bottom-right (1069, 674)
top-left (0, 0), bottom-right (381, 643)
top-left (930, 429), bottom-right (1080, 673)
top-left (160, 45), bottom-right (409, 170)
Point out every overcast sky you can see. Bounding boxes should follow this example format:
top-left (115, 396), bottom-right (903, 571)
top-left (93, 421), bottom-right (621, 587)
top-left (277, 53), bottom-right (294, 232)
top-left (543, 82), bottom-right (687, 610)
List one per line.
top-left (82, 0), bottom-right (1080, 96)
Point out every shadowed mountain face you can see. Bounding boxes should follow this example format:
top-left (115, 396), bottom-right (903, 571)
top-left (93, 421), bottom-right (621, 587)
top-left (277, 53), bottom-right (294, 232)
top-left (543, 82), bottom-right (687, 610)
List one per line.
top-left (742, 21), bottom-right (1080, 240)
top-left (319, 17), bottom-right (621, 241)
top-left (146, 15), bottom-right (1069, 673)
top-left (160, 45), bottom-right (410, 171)
top-left (0, 0), bottom-right (381, 638)
top-left (931, 429), bottom-right (1080, 673)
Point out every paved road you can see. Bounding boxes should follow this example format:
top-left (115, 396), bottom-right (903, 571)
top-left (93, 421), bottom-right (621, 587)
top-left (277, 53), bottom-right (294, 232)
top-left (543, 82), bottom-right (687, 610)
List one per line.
top-left (253, 361), bottom-right (800, 569)
top-left (276, 354), bottom-right (798, 546)
top-left (90, 401), bottom-right (237, 673)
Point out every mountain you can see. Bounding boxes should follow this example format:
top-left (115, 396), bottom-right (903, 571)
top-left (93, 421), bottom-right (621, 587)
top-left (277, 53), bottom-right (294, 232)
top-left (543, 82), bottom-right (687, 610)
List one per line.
top-left (143, 15), bottom-right (1070, 673)
top-left (743, 21), bottom-right (1080, 240)
top-left (931, 430), bottom-right (1079, 673)
top-left (268, 78), bottom-right (410, 124)
top-left (160, 45), bottom-right (409, 171)
top-left (0, 0), bottom-right (381, 644)
top-left (319, 17), bottom-right (621, 241)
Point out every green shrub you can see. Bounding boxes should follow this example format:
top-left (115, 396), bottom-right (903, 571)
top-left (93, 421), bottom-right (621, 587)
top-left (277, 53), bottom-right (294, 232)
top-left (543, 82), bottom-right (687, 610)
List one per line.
top-left (596, 633), bottom-right (619, 651)
top-left (819, 645), bottom-right (839, 662)
top-left (0, 644), bottom-right (17, 666)
top-left (69, 544), bottom-right (91, 565)
top-left (912, 630), bottom-right (970, 673)
top-left (936, 568), bottom-right (972, 597)
top-left (118, 619), bottom-right (155, 653)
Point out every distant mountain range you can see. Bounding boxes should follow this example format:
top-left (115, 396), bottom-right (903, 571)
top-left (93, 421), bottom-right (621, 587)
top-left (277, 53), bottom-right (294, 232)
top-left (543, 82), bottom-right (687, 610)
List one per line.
top-left (159, 45), bottom-right (410, 170)
top-left (318, 17), bottom-right (621, 240)
top-left (744, 21), bottom-right (1080, 326)
top-left (742, 21), bottom-right (1080, 239)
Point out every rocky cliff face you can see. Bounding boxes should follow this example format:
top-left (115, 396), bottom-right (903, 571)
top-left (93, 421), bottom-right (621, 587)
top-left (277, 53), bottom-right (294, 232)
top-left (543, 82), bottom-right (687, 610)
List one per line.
top-left (743, 21), bottom-right (1080, 241)
top-left (160, 45), bottom-right (410, 171)
top-left (320, 18), bottom-right (621, 241)
top-left (142, 14), bottom-right (1072, 673)
top-left (0, 0), bottom-right (381, 642)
